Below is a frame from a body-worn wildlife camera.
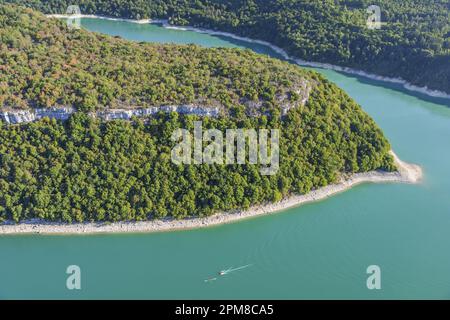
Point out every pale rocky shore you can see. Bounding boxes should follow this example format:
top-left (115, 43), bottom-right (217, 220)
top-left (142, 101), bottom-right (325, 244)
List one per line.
top-left (0, 151), bottom-right (423, 235)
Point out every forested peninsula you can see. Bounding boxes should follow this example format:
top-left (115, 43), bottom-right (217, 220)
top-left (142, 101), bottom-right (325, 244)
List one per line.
top-left (0, 4), bottom-right (399, 225)
top-left (4, 0), bottom-right (450, 95)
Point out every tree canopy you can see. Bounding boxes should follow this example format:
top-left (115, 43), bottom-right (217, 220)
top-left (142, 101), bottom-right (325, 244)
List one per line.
top-left (0, 3), bottom-right (395, 223)
top-left (0, 3), bottom-right (310, 113)
top-left (4, 0), bottom-right (449, 94)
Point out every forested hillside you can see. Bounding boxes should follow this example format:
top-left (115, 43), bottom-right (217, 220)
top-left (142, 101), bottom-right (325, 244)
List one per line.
top-left (0, 97), bottom-right (395, 223)
top-left (0, 4), bottom-right (311, 112)
top-left (4, 0), bottom-right (449, 94)
top-left (0, 4), bottom-right (395, 223)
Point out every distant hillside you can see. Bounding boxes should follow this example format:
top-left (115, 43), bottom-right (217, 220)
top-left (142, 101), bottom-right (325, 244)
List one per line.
top-left (4, 0), bottom-right (449, 95)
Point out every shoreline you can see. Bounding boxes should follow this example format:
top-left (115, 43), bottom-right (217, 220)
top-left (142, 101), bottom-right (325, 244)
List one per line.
top-left (47, 14), bottom-right (450, 100)
top-left (0, 151), bottom-right (423, 235)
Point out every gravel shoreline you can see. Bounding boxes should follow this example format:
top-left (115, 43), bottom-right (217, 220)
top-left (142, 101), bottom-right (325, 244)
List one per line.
top-left (0, 151), bottom-right (423, 235)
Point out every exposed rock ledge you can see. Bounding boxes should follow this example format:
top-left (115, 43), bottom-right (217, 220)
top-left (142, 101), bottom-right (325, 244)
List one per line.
top-left (0, 105), bottom-right (221, 124)
top-left (0, 107), bottom-right (75, 124)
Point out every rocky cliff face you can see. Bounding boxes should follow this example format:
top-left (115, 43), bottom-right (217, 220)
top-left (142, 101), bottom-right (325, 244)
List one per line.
top-left (0, 105), bottom-right (221, 124)
top-left (94, 105), bottom-right (221, 121)
top-left (279, 81), bottom-right (311, 116)
top-left (0, 107), bottom-right (76, 124)
top-left (0, 84), bottom-right (311, 124)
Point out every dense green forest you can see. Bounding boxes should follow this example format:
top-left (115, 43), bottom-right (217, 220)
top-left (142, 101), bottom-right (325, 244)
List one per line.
top-left (0, 4), bottom-right (310, 112)
top-left (0, 93), bottom-right (395, 223)
top-left (0, 4), bottom-right (395, 223)
top-left (4, 0), bottom-right (450, 94)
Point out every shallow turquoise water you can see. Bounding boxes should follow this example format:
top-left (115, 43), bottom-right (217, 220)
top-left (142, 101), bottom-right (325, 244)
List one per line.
top-left (1, 18), bottom-right (450, 299)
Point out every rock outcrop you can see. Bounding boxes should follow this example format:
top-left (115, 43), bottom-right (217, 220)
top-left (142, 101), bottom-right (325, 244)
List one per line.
top-left (0, 84), bottom-right (310, 124)
top-left (94, 105), bottom-right (221, 121)
top-left (0, 105), bottom-right (221, 124)
top-left (0, 107), bottom-right (75, 124)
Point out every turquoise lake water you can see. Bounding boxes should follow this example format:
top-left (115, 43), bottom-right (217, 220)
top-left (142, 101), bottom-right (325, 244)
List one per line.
top-left (1, 18), bottom-right (450, 299)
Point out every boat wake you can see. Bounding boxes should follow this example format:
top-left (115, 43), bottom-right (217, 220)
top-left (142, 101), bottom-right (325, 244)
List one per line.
top-left (204, 264), bottom-right (252, 282)
top-left (220, 264), bottom-right (253, 276)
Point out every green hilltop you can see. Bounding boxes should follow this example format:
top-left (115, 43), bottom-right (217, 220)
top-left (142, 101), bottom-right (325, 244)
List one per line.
top-left (0, 4), bottom-right (394, 223)
top-left (4, 0), bottom-right (449, 94)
